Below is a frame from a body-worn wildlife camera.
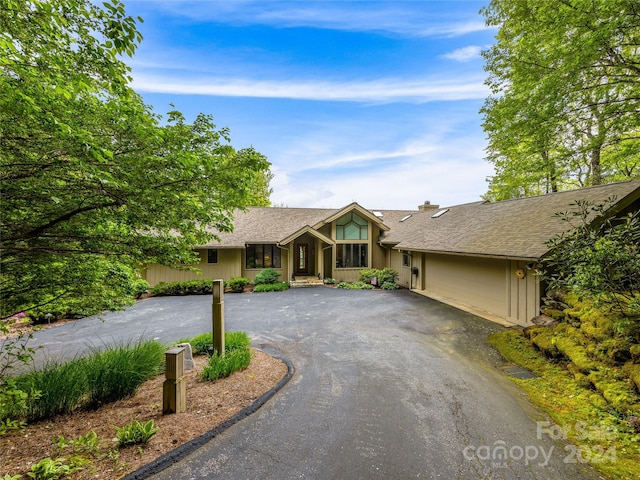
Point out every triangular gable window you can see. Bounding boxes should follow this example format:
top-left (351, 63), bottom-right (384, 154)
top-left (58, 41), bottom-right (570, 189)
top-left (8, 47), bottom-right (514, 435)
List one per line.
top-left (336, 212), bottom-right (368, 240)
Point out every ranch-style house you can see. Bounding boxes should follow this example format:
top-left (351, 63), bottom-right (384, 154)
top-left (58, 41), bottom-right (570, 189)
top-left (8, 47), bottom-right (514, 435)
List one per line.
top-left (142, 179), bottom-right (640, 327)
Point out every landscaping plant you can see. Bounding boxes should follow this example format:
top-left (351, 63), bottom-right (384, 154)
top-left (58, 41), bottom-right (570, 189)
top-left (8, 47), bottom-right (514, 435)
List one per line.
top-left (114, 420), bottom-right (158, 448)
top-left (253, 282), bottom-right (289, 292)
top-left (253, 268), bottom-right (281, 285)
top-left (227, 277), bottom-right (251, 293)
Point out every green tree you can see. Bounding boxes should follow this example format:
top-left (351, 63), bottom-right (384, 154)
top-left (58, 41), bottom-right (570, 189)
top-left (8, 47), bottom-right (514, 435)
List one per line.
top-left (481, 0), bottom-right (640, 201)
top-left (0, 0), bottom-right (271, 319)
top-left (542, 199), bottom-right (640, 318)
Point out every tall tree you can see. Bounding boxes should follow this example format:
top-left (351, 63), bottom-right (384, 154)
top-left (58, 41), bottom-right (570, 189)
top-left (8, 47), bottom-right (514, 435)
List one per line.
top-left (481, 0), bottom-right (640, 200)
top-left (0, 0), bottom-right (271, 318)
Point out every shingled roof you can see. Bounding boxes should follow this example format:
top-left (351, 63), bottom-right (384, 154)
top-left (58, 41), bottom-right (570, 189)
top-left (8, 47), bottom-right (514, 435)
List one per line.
top-left (202, 204), bottom-right (417, 248)
top-left (381, 179), bottom-right (640, 260)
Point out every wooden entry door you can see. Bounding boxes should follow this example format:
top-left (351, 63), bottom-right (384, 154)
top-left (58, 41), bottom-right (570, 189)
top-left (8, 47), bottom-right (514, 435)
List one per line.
top-left (295, 243), bottom-right (309, 275)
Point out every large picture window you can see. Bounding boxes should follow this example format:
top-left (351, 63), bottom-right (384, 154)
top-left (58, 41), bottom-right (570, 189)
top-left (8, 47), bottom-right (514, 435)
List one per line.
top-left (336, 212), bottom-right (368, 240)
top-left (336, 244), bottom-right (368, 268)
top-left (246, 244), bottom-right (281, 269)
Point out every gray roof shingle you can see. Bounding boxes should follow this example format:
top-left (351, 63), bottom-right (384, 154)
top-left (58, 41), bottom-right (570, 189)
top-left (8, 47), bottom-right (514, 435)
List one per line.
top-left (382, 180), bottom-right (640, 260)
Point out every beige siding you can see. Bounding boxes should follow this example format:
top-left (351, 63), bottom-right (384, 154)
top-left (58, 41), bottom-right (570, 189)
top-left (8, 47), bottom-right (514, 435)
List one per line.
top-left (241, 247), bottom-right (289, 282)
top-left (507, 260), bottom-right (540, 326)
top-left (143, 249), bottom-right (242, 287)
top-left (333, 269), bottom-right (361, 283)
top-left (424, 254), bottom-right (509, 318)
top-left (371, 231), bottom-right (387, 270)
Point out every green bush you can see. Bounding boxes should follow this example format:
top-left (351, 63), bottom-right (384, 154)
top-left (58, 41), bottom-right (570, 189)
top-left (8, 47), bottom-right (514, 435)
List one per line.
top-left (150, 279), bottom-right (214, 296)
top-left (227, 277), bottom-right (251, 293)
top-left (201, 348), bottom-right (252, 381)
top-left (381, 281), bottom-right (399, 290)
top-left (132, 279), bottom-right (149, 299)
top-left (253, 282), bottom-right (289, 292)
top-left (254, 268), bottom-right (281, 285)
top-left (359, 268), bottom-right (398, 287)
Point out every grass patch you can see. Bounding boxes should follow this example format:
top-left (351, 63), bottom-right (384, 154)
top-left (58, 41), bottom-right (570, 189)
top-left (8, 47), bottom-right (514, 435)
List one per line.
top-left (490, 330), bottom-right (640, 480)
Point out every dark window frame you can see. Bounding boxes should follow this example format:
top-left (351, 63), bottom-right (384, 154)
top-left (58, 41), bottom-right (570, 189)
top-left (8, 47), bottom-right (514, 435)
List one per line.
top-left (336, 243), bottom-right (368, 268)
top-left (207, 249), bottom-right (219, 264)
top-left (246, 244), bottom-right (282, 269)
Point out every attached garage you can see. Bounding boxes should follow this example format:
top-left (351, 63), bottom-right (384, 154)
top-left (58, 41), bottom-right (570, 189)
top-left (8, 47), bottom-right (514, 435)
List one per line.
top-left (382, 180), bottom-right (640, 327)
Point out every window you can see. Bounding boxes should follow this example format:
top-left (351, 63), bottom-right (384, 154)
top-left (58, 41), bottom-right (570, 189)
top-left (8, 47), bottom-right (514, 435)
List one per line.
top-left (246, 244), bottom-right (281, 269)
top-left (402, 252), bottom-right (410, 267)
top-left (336, 244), bottom-right (368, 268)
top-left (207, 249), bottom-right (218, 264)
top-left (336, 212), bottom-right (368, 240)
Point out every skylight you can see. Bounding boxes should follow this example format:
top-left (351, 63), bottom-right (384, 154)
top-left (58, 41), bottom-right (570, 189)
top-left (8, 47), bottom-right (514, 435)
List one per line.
top-left (431, 208), bottom-right (450, 218)
top-left (400, 214), bottom-right (412, 222)
top-left (373, 211), bottom-right (383, 218)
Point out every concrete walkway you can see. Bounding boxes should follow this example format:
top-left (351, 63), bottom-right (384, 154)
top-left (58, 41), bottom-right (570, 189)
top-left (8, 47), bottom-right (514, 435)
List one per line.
top-left (28, 288), bottom-right (600, 479)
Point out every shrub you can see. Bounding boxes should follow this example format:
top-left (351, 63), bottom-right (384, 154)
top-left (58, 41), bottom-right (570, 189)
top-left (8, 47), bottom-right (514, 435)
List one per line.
top-left (227, 277), bottom-right (251, 293)
top-left (132, 279), bottom-right (149, 299)
top-left (359, 268), bottom-right (398, 287)
top-left (0, 323), bottom-right (40, 434)
top-left (253, 282), bottom-right (289, 292)
top-left (115, 419), bottom-right (158, 447)
top-left (542, 200), bottom-right (640, 318)
top-left (381, 281), bottom-right (399, 290)
top-left (201, 348), bottom-right (252, 381)
top-left (150, 279), bottom-right (214, 296)
top-left (323, 277), bottom-right (336, 285)
top-left (254, 268), bottom-right (281, 285)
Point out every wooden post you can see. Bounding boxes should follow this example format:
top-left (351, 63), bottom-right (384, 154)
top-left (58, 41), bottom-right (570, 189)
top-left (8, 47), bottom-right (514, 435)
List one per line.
top-left (212, 279), bottom-right (225, 356)
top-left (163, 346), bottom-right (186, 414)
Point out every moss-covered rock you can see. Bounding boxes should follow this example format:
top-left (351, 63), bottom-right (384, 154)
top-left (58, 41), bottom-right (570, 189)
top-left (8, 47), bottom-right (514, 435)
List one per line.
top-left (588, 368), bottom-right (640, 413)
top-left (622, 362), bottom-right (640, 392)
top-left (630, 345), bottom-right (640, 363)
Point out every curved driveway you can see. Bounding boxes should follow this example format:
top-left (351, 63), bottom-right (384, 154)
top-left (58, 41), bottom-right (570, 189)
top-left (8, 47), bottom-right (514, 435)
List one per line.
top-left (28, 288), bottom-right (599, 479)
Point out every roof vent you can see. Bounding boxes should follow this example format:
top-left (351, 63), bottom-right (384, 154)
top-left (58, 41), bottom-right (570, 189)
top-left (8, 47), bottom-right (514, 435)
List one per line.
top-left (418, 201), bottom-right (439, 211)
top-left (431, 208), bottom-right (449, 218)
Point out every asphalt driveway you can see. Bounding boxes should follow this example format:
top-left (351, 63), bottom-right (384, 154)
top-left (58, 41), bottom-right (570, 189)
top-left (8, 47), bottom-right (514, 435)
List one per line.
top-left (27, 288), bottom-right (600, 479)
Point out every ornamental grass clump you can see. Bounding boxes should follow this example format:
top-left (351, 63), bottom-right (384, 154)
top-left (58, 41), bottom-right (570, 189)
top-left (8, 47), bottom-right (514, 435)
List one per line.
top-left (201, 331), bottom-right (252, 381)
top-left (7, 340), bottom-right (164, 422)
top-left (83, 340), bottom-right (165, 408)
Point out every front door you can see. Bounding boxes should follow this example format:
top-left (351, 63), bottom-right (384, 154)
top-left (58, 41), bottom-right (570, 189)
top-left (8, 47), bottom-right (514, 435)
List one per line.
top-left (295, 243), bottom-right (309, 275)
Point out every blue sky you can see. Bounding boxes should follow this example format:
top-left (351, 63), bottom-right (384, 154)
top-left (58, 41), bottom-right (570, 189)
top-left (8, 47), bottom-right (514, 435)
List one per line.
top-left (124, 0), bottom-right (497, 209)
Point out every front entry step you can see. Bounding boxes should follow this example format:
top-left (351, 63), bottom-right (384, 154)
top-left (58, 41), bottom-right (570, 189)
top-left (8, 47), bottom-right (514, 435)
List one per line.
top-left (290, 276), bottom-right (324, 288)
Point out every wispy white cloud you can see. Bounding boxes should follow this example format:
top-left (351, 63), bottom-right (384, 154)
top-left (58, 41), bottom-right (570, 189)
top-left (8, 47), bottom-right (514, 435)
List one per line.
top-left (132, 74), bottom-right (489, 103)
top-left (442, 45), bottom-right (484, 62)
top-left (146, 1), bottom-right (492, 38)
top-left (268, 128), bottom-right (493, 209)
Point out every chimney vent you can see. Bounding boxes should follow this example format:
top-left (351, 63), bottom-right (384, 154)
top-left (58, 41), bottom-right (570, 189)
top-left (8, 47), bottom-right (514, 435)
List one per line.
top-left (418, 201), bottom-right (439, 211)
